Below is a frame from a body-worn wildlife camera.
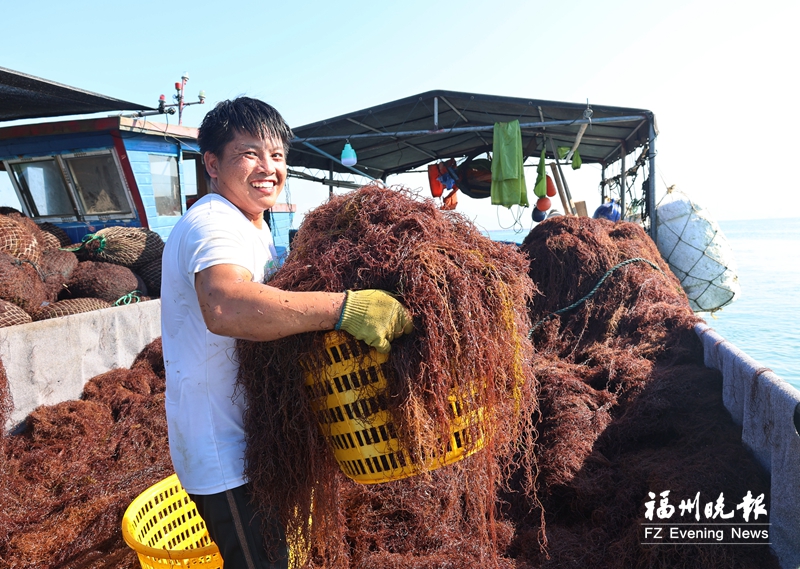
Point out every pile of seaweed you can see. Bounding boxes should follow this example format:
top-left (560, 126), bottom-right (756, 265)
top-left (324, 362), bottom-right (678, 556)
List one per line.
top-left (507, 216), bottom-right (778, 568)
top-left (0, 202), bottom-right (780, 569)
top-left (0, 210), bottom-right (161, 328)
top-left (0, 338), bottom-right (170, 569)
top-left (236, 184), bottom-right (539, 568)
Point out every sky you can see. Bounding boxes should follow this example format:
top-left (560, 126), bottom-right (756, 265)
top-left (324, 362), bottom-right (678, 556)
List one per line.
top-left (1, 0), bottom-right (798, 231)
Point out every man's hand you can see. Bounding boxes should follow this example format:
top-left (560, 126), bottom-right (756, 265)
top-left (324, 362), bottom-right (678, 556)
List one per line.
top-left (336, 290), bottom-right (413, 353)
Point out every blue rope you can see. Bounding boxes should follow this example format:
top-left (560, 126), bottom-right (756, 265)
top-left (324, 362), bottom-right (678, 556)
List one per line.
top-left (528, 257), bottom-right (666, 338)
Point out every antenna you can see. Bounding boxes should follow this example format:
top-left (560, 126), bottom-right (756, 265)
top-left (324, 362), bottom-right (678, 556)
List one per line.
top-left (124, 72), bottom-right (205, 123)
top-left (171, 72), bottom-right (206, 125)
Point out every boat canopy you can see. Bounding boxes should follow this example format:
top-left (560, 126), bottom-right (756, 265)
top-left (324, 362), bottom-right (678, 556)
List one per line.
top-left (289, 90), bottom-right (659, 237)
top-left (0, 66), bottom-right (154, 122)
top-left (289, 89), bottom-right (656, 177)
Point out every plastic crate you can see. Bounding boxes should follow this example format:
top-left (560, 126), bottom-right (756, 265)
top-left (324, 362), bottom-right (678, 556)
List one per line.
top-left (301, 331), bottom-right (485, 484)
top-left (121, 474), bottom-right (222, 568)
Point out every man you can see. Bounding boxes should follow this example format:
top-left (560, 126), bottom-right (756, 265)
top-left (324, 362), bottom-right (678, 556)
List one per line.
top-left (161, 97), bottom-right (412, 568)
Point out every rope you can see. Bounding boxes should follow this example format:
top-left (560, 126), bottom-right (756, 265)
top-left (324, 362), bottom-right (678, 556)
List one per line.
top-left (528, 257), bottom-right (666, 337)
top-left (114, 291), bottom-right (142, 306)
top-left (62, 233), bottom-right (106, 254)
top-left (12, 258), bottom-right (46, 282)
top-left (81, 233), bottom-right (106, 253)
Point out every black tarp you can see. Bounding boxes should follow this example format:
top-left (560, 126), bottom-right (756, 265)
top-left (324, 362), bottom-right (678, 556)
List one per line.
top-left (0, 66), bottom-right (153, 122)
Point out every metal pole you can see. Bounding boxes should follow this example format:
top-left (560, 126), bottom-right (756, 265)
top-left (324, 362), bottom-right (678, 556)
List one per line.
top-left (547, 136), bottom-right (576, 214)
top-left (292, 115), bottom-right (649, 144)
top-left (620, 144), bottom-right (626, 220)
top-left (328, 160), bottom-right (334, 198)
top-left (601, 164), bottom-right (606, 202)
top-left (549, 162), bottom-right (571, 216)
top-left (434, 97), bottom-right (439, 130)
top-left (648, 119), bottom-right (658, 241)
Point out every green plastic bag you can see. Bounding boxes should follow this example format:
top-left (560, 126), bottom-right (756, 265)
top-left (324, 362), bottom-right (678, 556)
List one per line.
top-left (571, 150), bottom-right (582, 170)
top-left (533, 148), bottom-right (547, 198)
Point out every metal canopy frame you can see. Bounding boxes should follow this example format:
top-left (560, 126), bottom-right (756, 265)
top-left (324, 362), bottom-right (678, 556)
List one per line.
top-left (288, 89), bottom-right (659, 239)
top-left (0, 66), bottom-right (154, 122)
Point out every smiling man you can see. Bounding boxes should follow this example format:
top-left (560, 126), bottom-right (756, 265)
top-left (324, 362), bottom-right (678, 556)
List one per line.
top-left (160, 97), bottom-right (412, 568)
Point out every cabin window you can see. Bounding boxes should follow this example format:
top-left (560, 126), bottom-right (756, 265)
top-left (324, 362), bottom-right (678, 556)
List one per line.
top-left (181, 153), bottom-right (208, 210)
top-left (65, 154), bottom-right (131, 215)
top-left (0, 164), bottom-right (23, 211)
top-left (149, 155), bottom-right (181, 217)
top-left (9, 159), bottom-right (75, 218)
top-left (4, 151), bottom-right (134, 222)
top-left (182, 154), bottom-right (199, 198)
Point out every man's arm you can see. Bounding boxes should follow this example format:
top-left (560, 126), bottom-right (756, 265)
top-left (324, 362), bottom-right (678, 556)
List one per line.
top-left (195, 264), bottom-right (345, 342)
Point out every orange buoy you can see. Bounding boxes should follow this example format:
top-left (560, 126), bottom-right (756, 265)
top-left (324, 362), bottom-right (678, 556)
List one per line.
top-left (428, 164), bottom-right (445, 198)
top-left (546, 175), bottom-right (557, 197)
top-left (536, 197), bottom-right (551, 211)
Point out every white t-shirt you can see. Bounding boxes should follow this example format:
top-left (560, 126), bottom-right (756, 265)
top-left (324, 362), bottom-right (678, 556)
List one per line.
top-left (161, 193), bottom-right (277, 495)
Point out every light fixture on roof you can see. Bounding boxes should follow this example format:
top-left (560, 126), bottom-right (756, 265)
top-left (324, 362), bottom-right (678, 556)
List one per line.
top-left (341, 141), bottom-right (357, 166)
top-left (128, 73), bottom-right (205, 123)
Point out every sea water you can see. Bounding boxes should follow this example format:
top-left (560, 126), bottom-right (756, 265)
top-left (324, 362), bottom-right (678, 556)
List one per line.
top-left (487, 217), bottom-right (800, 390)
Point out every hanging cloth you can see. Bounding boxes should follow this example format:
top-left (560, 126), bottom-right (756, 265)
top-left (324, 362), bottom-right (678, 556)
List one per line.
top-left (490, 120), bottom-right (528, 208)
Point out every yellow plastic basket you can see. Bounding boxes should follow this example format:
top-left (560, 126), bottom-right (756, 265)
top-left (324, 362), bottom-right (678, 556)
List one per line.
top-left (301, 331), bottom-right (485, 484)
top-left (121, 473), bottom-right (222, 568)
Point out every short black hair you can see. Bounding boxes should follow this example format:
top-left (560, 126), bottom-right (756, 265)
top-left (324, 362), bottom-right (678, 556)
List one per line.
top-left (197, 97), bottom-right (293, 159)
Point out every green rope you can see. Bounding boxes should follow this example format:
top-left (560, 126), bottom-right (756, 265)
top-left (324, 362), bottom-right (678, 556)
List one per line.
top-left (114, 291), bottom-right (142, 306)
top-left (528, 257), bottom-right (666, 338)
top-left (82, 233), bottom-right (106, 252)
top-left (62, 233), bottom-right (106, 253)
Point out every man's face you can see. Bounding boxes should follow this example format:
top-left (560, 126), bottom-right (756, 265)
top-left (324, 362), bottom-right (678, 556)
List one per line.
top-left (204, 130), bottom-right (287, 225)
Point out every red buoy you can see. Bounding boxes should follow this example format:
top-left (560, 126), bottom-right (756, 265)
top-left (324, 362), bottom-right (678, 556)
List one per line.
top-left (546, 175), bottom-right (557, 197)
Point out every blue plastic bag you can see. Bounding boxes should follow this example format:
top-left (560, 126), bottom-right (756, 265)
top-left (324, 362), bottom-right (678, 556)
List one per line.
top-left (593, 199), bottom-right (621, 222)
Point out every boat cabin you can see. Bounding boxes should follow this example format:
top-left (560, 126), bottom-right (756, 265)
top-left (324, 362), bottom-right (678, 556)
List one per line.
top-left (0, 116), bottom-right (295, 255)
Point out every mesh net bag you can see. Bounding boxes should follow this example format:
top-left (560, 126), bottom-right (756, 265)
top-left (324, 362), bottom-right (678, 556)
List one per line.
top-left (39, 250), bottom-right (79, 302)
top-left (36, 222), bottom-right (72, 248)
top-left (135, 258), bottom-right (161, 298)
top-left (36, 229), bottom-right (61, 252)
top-left (0, 251), bottom-right (47, 314)
top-left (0, 298), bottom-right (32, 328)
top-left (61, 261), bottom-right (143, 304)
top-left (73, 226), bottom-right (164, 270)
top-left (33, 297), bottom-right (111, 321)
top-left (10, 214), bottom-right (49, 251)
top-left (0, 215), bottom-right (42, 266)
top-left (655, 187), bottom-right (740, 312)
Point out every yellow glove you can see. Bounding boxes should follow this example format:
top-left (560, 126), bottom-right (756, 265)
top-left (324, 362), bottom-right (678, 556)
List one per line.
top-left (335, 289), bottom-right (413, 353)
